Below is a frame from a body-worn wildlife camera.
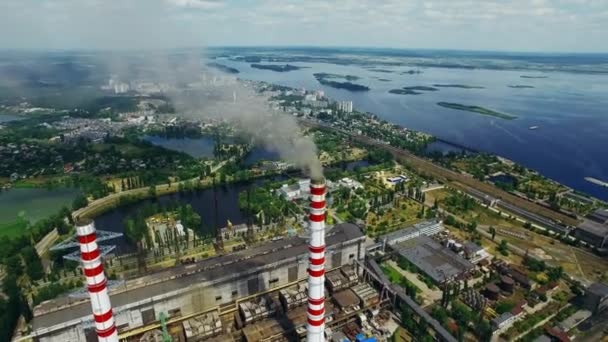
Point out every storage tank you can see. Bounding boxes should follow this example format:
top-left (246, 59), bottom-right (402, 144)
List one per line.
top-left (484, 283), bottom-right (500, 300)
top-left (500, 276), bottom-right (515, 293)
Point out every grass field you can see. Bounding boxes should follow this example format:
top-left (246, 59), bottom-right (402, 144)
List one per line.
top-left (0, 217), bottom-right (28, 238)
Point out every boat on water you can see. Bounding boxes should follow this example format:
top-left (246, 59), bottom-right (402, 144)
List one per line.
top-left (529, 126), bottom-right (539, 130)
top-left (585, 177), bottom-right (608, 188)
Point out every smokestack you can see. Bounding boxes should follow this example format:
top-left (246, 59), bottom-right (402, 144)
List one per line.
top-left (76, 219), bottom-right (118, 342)
top-left (307, 178), bottom-right (326, 342)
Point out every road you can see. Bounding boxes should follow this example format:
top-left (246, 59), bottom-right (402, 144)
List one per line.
top-left (299, 119), bottom-right (578, 227)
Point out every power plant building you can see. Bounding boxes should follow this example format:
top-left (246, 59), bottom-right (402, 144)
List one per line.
top-left (30, 223), bottom-right (365, 341)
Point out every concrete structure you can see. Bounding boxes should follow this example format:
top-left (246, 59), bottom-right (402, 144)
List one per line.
top-left (279, 283), bottom-right (308, 311)
top-left (307, 178), bottom-right (327, 342)
top-left (392, 235), bottom-right (474, 284)
top-left (382, 220), bottom-right (444, 249)
top-left (76, 219), bottom-right (118, 342)
top-left (183, 311), bottom-right (222, 340)
top-left (30, 223), bottom-right (365, 341)
top-left (575, 219), bottom-right (608, 250)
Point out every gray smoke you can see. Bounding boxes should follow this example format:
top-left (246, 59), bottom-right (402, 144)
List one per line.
top-left (172, 73), bottom-right (323, 179)
top-left (102, 52), bottom-right (323, 178)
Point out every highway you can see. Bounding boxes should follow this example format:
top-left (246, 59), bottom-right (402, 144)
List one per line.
top-left (299, 119), bottom-right (579, 227)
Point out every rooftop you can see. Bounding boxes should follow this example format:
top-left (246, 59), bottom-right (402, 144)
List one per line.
top-left (32, 223), bottom-right (364, 333)
top-left (383, 219), bottom-right (443, 243)
top-left (588, 208), bottom-right (608, 224)
top-left (577, 219), bottom-right (608, 238)
top-left (587, 282), bottom-right (608, 297)
top-left (394, 235), bottom-right (474, 283)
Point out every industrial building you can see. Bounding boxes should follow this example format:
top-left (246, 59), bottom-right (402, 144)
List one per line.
top-left (583, 282), bottom-right (608, 314)
top-left (391, 235), bottom-right (474, 284)
top-left (575, 219), bottom-right (608, 250)
top-left (381, 220), bottom-right (444, 248)
top-left (30, 223), bottom-right (365, 341)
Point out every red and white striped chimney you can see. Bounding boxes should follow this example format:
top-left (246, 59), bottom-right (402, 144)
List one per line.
top-left (307, 178), bottom-right (326, 342)
top-left (76, 219), bottom-right (118, 342)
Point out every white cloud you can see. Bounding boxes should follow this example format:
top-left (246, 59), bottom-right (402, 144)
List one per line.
top-left (0, 0), bottom-right (606, 51)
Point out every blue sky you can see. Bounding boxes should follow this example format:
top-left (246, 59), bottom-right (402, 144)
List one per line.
top-left (1, 0), bottom-right (607, 52)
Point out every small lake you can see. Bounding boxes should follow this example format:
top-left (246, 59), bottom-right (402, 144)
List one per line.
top-left (0, 187), bottom-right (81, 225)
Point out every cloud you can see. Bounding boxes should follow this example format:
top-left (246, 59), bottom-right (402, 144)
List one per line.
top-left (0, 0), bottom-right (606, 52)
top-left (167, 0), bottom-right (225, 9)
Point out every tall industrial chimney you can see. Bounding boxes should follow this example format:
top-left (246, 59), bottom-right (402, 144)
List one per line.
top-left (76, 219), bottom-right (119, 342)
top-left (307, 178), bottom-right (326, 342)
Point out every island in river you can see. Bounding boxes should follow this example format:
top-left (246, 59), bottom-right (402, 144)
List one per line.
top-left (250, 64), bottom-right (302, 72)
top-left (437, 102), bottom-right (517, 120)
top-left (313, 73), bottom-right (369, 91)
top-left (389, 86), bottom-right (439, 95)
top-left (433, 84), bottom-right (485, 89)
top-left (206, 62), bottom-right (239, 74)
top-left (508, 85), bottom-right (535, 89)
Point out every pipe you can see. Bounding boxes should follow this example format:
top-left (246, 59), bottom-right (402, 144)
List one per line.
top-left (76, 219), bottom-right (118, 342)
top-left (307, 178), bottom-right (326, 342)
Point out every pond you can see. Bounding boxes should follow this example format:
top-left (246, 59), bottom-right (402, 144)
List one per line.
top-left (94, 176), bottom-right (287, 254)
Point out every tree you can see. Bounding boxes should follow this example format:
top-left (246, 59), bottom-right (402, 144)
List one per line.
top-left (72, 194), bottom-right (88, 210)
top-left (489, 226), bottom-right (496, 241)
top-left (148, 185), bottom-right (157, 198)
top-left (498, 239), bottom-right (509, 256)
top-left (547, 266), bottom-right (564, 282)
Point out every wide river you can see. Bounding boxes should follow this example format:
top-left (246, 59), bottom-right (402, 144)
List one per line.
top-left (220, 59), bottom-right (608, 201)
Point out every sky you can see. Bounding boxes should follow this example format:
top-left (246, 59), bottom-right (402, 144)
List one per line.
top-left (0, 0), bottom-right (607, 53)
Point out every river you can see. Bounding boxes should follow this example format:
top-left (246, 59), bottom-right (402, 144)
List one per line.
top-left (217, 58), bottom-right (608, 201)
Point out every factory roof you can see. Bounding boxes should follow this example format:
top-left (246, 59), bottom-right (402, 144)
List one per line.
top-left (382, 220), bottom-right (442, 243)
top-left (332, 289), bottom-right (360, 309)
top-left (588, 208), bottom-right (608, 224)
top-left (463, 241), bottom-right (483, 254)
top-left (32, 223), bottom-right (364, 333)
top-left (587, 282), bottom-right (608, 298)
top-left (577, 219), bottom-right (608, 238)
top-left (394, 235), bottom-right (474, 283)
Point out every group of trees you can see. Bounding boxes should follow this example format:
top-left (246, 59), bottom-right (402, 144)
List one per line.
top-left (444, 192), bottom-right (476, 213)
top-left (239, 187), bottom-right (299, 225)
top-left (523, 255), bottom-right (564, 283)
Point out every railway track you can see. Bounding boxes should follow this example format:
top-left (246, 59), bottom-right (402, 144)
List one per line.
top-left (300, 119), bottom-right (579, 227)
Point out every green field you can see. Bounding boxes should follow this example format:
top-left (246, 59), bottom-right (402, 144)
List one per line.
top-left (0, 217), bottom-right (29, 238)
top-left (0, 188), bottom-right (80, 237)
